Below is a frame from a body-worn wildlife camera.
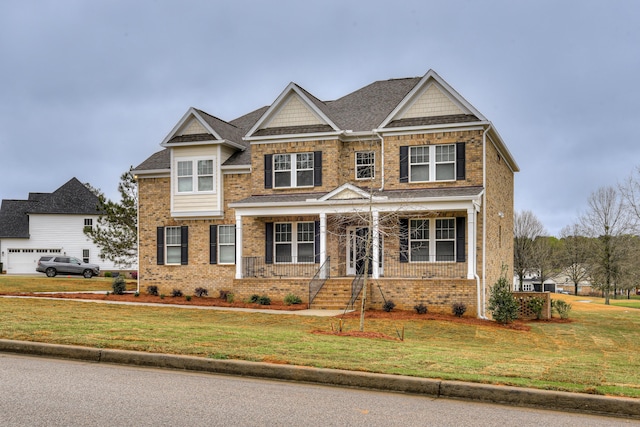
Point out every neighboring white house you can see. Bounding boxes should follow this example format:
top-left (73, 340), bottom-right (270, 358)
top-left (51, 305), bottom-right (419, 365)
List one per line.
top-left (0, 178), bottom-right (135, 275)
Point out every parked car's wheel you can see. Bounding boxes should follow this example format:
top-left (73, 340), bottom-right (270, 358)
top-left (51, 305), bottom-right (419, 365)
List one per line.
top-left (83, 269), bottom-right (94, 279)
top-left (45, 268), bottom-right (57, 277)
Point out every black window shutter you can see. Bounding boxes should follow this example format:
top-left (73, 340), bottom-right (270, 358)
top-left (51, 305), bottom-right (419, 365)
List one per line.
top-left (456, 217), bottom-right (466, 263)
top-left (456, 142), bottom-right (466, 181)
top-left (156, 227), bottom-right (165, 265)
top-left (313, 151), bottom-right (322, 186)
top-left (265, 222), bottom-right (274, 264)
top-left (314, 220), bottom-right (320, 263)
top-left (180, 226), bottom-right (189, 265)
top-left (264, 154), bottom-right (273, 189)
top-left (210, 225), bottom-right (218, 265)
top-left (399, 146), bottom-right (409, 183)
top-left (399, 218), bottom-right (409, 263)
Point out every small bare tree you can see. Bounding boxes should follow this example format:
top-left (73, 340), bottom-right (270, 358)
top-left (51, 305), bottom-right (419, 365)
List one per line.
top-left (513, 210), bottom-right (546, 291)
top-left (558, 223), bottom-right (591, 296)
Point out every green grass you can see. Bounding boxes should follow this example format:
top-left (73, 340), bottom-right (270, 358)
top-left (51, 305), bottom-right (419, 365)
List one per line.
top-left (0, 275), bottom-right (136, 293)
top-left (1, 276), bottom-right (639, 397)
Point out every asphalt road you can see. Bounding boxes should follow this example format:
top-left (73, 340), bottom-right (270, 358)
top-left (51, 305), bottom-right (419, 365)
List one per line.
top-left (0, 354), bottom-right (636, 426)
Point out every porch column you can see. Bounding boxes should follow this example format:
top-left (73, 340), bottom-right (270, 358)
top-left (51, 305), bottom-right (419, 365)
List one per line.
top-left (320, 212), bottom-right (327, 278)
top-left (467, 207), bottom-right (476, 279)
top-left (372, 211), bottom-right (380, 279)
top-left (235, 215), bottom-right (243, 279)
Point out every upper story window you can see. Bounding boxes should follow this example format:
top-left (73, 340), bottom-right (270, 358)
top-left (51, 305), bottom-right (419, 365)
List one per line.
top-left (83, 218), bottom-right (93, 232)
top-left (274, 153), bottom-right (313, 188)
top-left (176, 158), bottom-right (215, 193)
top-left (400, 143), bottom-right (464, 184)
top-left (355, 151), bottom-right (375, 180)
top-left (264, 151), bottom-right (322, 189)
top-left (409, 144), bottom-right (455, 182)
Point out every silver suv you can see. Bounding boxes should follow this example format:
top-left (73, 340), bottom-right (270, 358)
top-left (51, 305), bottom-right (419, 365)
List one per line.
top-left (36, 255), bottom-right (100, 278)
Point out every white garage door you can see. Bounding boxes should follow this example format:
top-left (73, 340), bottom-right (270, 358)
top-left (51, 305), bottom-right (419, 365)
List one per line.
top-left (6, 249), bottom-right (61, 274)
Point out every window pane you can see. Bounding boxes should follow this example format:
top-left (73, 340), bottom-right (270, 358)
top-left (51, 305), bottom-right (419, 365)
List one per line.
top-left (410, 146), bottom-right (429, 163)
top-left (410, 165), bottom-right (428, 182)
top-left (435, 145), bottom-right (455, 162)
top-left (436, 241), bottom-right (454, 261)
top-left (411, 243), bottom-right (429, 262)
top-left (436, 163), bottom-right (454, 180)
top-left (219, 226), bottom-right (235, 244)
top-left (296, 153), bottom-right (314, 170)
top-left (296, 170), bottom-right (313, 186)
top-left (198, 160), bottom-right (213, 175)
top-left (198, 176), bottom-right (213, 191)
top-left (178, 177), bottom-right (192, 192)
top-left (274, 154), bottom-right (290, 171)
top-left (219, 246), bottom-right (235, 263)
top-left (166, 227), bottom-right (181, 245)
top-left (274, 171), bottom-right (291, 187)
top-left (410, 220), bottom-right (429, 240)
top-left (177, 161), bottom-right (192, 177)
top-left (275, 244), bottom-right (292, 263)
top-left (166, 247), bottom-right (182, 264)
top-left (298, 243), bottom-right (314, 262)
top-left (275, 223), bottom-right (292, 242)
top-left (297, 223), bottom-right (314, 242)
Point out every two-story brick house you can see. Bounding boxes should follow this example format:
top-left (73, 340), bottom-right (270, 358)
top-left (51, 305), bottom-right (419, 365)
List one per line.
top-left (133, 70), bottom-right (518, 317)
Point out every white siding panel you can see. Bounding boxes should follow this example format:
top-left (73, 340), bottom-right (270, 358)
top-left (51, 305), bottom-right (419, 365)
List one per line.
top-left (267, 94), bottom-right (324, 128)
top-left (402, 84), bottom-right (463, 119)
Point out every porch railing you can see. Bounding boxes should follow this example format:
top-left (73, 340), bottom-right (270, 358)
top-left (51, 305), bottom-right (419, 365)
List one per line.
top-left (242, 256), bottom-right (321, 279)
top-left (348, 273), bottom-right (365, 310)
top-left (308, 257), bottom-right (331, 306)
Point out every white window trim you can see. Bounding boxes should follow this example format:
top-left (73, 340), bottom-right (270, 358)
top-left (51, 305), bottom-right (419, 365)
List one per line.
top-left (165, 226), bottom-right (182, 265)
top-left (355, 151), bottom-right (375, 180)
top-left (218, 225), bottom-right (236, 265)
top-left (274, 221), bottom-right (315, 264)
top-left (409, 217), bottom-right (456, 263)
top-left (273, 152), bottom-right (314, 188)
top-left (174, 156), bottom-right (217, 194)
top-left (409, 144), bottom-right (456, 183)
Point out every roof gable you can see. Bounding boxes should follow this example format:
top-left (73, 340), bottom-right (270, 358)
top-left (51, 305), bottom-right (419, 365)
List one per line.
top-left (315, 183), bottom-right (387, 202)
top-left (379, 69), bottom-right (486, 129)
top-left (161, 108), bottom-right (246, 150)
top-left (246, 83), bottom-right (340, 138)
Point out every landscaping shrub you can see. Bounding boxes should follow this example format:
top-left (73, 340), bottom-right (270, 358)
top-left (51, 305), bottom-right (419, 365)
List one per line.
top-left (452, 302), bottom-right (467, 317)
top-left (284, 294), bottom-right (302, 305)
top-left (248, 294), bottom-right (260, 303)
top-left (185, 295), bottom-right (192, 302)
top-left (382, 300), bottom-right (395, 312)
top-left (414, 303), bottom-right (428, 314)
top-left (257, 295), bottom-right (271, 305)
top-left (219, 290), bottom-right (232, 300)
top-left (488, 275), bottom-right (518, 324)
top-left (171, 288), bottom-right (183, 297)
top-left (226, 292), bottom-right (235, 303)
top-left (527, 297), bottom-right (545, 320)
top-left (112, 276), bottom-right (126, 295)
top-left (146, 285), bottom-right (159, 296)
top-left (104, 272), bottom-right (112, 278)
top-left (194, 287), bottom-right (209, 298)
top-left (552, 299), bottom-right (572, 319)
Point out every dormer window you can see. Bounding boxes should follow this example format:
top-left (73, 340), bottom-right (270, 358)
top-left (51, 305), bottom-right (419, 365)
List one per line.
top-left (175, 157), bottom-right (216, 193)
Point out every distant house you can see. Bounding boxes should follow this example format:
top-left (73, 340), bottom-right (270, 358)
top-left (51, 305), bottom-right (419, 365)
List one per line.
top-left (513, 273), bottom-right (557, 293)
top-left (133, 69), bottom-right (519, 317)
top-left (0, 178), bottom-right (133, 274)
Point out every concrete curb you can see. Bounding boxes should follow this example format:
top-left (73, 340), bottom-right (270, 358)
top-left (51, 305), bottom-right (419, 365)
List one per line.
top-left (1, 339), bottom-right (638, 420)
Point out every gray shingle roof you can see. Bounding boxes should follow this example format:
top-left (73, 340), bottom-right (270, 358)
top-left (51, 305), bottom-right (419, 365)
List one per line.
top-left (0, 178), bottom-right (100, 238)
top-left (134, 74), bottom-right (484, 171)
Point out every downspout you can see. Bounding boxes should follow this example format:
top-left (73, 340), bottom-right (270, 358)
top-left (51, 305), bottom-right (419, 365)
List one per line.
top-left (479, 124), bottom-right (491, 319)
top-left (373, 130), bottom-right (385, 191)
top-left (136, 177), bottom-right (140, 294)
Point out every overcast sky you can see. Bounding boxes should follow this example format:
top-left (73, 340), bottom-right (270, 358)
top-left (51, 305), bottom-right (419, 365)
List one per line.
top-left (1, 0), bottom-right (639, 236)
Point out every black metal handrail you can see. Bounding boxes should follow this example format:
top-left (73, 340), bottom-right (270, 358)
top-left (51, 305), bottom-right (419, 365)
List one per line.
top-left (347, 273), bottom-right (365, 310)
